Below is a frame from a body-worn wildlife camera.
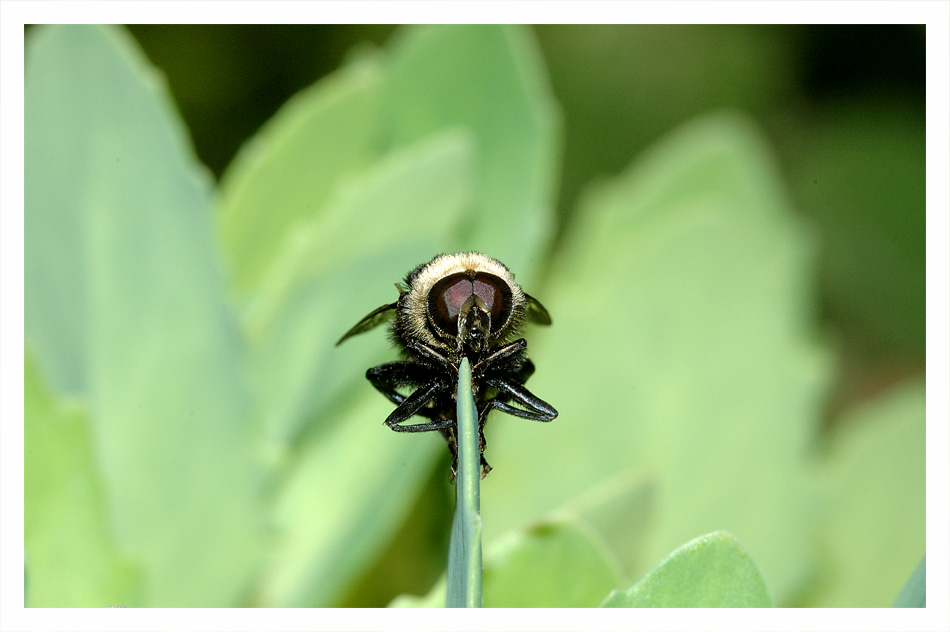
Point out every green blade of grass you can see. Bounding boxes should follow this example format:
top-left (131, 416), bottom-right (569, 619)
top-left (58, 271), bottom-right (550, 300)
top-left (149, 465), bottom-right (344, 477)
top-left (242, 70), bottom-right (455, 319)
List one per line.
top-left (446, 357), bottom-right (482, 607)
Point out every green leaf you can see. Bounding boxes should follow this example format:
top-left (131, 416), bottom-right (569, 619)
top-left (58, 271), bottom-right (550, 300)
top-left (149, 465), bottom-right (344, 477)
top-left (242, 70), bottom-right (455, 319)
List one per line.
top-left (393, 519), bottom-right (622, 608)
top-left (24, 351), bottom-right (141, 607)
top-left (483, 520), bottom-right (622, 607)
top-left (559, 468), bottom-right (657, 577)
top-left (481, 113), bottom-right (832, 605)
top-left (892, 557), bottom-right (925, 608)
top-left (446, 358), bottom-right (483, 608)
top-left (250, 135), bottom-right (475, 601)
top-left (257, 394), bottom-right (441, 607)
top-left (601, 531), bottom-right (772, 607)
top-left (385, 25), bottom-right (561, 283)
top-left (244, 131), bottom-right (474, 448)
top-left (805, 379), bottom-right (925, 607)
top-left (218, 57), bottom-right (384, 297)
top-left (238, 25), bottom-right (559, 606)
top-left (25, 25), bottom-right (264, 606)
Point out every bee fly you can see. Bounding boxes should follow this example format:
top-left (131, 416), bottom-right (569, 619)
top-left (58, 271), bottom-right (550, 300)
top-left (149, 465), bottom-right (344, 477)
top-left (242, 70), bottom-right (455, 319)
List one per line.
top-left (337, 252), bottom-right (557, 479)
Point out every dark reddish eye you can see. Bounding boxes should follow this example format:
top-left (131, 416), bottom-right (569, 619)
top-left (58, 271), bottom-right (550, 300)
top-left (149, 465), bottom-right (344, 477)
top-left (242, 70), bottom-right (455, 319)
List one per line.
top-left (476, 273), bottom-right (513, 331)
top-left (473, 274), bottom-right (501, 319)
top-left (428, 272), bottom-right (514, 336)
top-left (429, 274), bottom-right (472, 335)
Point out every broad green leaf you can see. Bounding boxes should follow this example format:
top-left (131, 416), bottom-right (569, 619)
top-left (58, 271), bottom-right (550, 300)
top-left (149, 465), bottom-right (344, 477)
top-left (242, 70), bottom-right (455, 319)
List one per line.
top-left (258, 394), bottom-right (442, 607)
top-left (892, 557), bottom-right (925, 608)
top-left (559, 468), bottom-right (657, 577)
top-left (392, 519), bottom-right (622, 608)
top-left (252, 135), bottom-right (473, 606)
top-left (482, 520), bottom-right (622, 607)
top-left (246, 131), bottom-right (474, 449)
top-left (481, 113), bottom-right (832, 605)
top-left (218, 57), bottom-right (384, 297)
top-left (237, 25), bottom-right (560, 606)
top-left (805, 379), bottom-right (925, 607)
top-left (25, 25), bottom-right (263, 606)
top-left (385, 24), bottom-right (561, 284)
top-left (600, 531), bottom-right (772, 607)
top-left (24, 351), bottom-right (140, 607)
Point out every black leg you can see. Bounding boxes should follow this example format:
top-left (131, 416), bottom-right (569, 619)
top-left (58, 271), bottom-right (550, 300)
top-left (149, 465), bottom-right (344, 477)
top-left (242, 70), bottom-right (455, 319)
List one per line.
top-left (384, 381), bottom-right (456, 432)
top-left (440, 427), bottom-right (458, 481)
top-left (407, 338), bottom-right (457, 374)
top-left (485, 377), bottom-right (558, 421)
top-left (364, 339), bottom-right (553, 480)
top-left (477, 401), bottom-right (494, 478)
top-left (472, 339), bottom-right (526, 376)
top-left (367, 361), bottom-right (433, 406)
top-left (514, 358), bottom-right (535, 383)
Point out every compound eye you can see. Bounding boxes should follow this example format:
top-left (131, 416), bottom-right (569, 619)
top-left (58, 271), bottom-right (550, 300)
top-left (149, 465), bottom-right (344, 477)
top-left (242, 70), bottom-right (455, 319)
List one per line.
top-left (429, 273), bottom-right (472, 336)
top-left (473, 274), bottom-right (505, 322)
top-left (428, 272), bottom-right (514, 337)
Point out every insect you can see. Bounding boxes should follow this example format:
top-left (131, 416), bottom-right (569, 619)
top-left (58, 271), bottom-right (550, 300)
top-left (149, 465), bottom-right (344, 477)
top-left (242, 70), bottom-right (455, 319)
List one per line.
top-left (336, 252), bottom-right (557, 479)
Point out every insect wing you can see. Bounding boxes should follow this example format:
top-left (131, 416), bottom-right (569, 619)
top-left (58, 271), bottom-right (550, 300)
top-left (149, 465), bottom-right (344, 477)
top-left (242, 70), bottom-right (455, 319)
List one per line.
top-left (336, 302), bottom-right (398, 345)
top-left (524, 292), bottom-right (552, 326)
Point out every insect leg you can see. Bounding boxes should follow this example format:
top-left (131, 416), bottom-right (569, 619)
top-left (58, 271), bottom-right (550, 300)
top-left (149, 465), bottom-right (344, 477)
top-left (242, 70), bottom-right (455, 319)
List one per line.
top-left (384, 381), bottom-right (455, 432)
top-left (406, 338), bottom-right (457, 374)
top-left (366, 361), bottom-right (431, 406)
top-left (484, 377), bottom-right (558, 422)
top-left (441, 427), bottom-right (461, 482)
top-left (476, 400), bottom-right (494, 478)
top-left (513, 358), bottom-right (535, 383)
top-left (472, 339), bottom-right (526, 376)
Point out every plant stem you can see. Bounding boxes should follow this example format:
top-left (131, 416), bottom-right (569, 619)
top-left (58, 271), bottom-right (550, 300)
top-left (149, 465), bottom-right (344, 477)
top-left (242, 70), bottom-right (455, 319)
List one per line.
top-left (445, 356), bottom-right (482, 607)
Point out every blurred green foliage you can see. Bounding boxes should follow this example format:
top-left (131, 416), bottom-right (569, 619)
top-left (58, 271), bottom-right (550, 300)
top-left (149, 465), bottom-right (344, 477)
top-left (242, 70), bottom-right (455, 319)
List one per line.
top-left (600, 531), bottom-right (773, 607)
top-left (24, 352), bottom-right (140, 607)
top-left (24, 24), bottom-right (924, 608)
top-left (394, 519), bottom-right (624, 608)
top-left (26, 25), bottom-right (264, 606)
top-left (482, 110), bottom-right (831, 604)
top-left (126, 23), bottom-right (927, 388)
top-left (893, 558), bottom-right (926, 608)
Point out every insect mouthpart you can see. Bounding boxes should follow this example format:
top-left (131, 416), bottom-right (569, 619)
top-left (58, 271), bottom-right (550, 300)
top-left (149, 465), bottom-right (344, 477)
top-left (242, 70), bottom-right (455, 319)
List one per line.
top-left (456, 294), bottom-right (492, 355)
